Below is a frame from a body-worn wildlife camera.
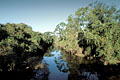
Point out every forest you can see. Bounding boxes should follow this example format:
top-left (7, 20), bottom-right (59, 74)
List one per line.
top-left (54, 2), bottom-right (120, 65)
top-left (0, 23), bottom-right (54, 71)
top-left (0, 2), bottom-right (120, 78)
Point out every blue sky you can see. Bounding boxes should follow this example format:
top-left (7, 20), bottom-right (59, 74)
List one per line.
top-left (0, 0), bottom-right (120, 33)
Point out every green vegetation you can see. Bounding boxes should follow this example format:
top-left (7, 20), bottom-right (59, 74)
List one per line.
top-left (0, 2), bottom-right (120, 72)
top-left (0, 23), bottom-right (53, 71)
top-left (54, 2), bottom-right (120, 64)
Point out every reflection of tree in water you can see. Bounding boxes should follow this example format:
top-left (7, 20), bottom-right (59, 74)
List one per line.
top-left (54, 57), bottom-right (69, 73)
top-left (0, 58), bottom-right (50, 80)
top-left (30, 58), bottom-right (49, 80)
top-left (54, 50), bottom-right (120, 80)
top-left (0, 56), bottom-right (50, 80)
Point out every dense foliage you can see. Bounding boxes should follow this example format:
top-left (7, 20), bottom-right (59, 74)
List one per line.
top-left (54, 2), bottom-right (120, 64)
top-left (0, 23), bottom-right (53, 71)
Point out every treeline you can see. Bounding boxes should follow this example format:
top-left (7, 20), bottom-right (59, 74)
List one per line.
top-left (0, 23), bottom-right (53, 71)
top-left (54, 2), bottom-right (120, 64)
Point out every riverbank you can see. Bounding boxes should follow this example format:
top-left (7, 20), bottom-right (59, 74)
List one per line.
top-left (0, 23), bottom-right (54, 71)
top-left (54, 39), bottom-right (120, 66)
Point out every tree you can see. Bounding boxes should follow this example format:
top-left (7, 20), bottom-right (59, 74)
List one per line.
top-left (54, 2), bottom-right (120, 64)
top-left (0, 23), bottom-right (53, 71)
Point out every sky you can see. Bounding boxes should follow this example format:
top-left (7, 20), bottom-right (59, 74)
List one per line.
top-left (0, 0), bottom-right (120, 33)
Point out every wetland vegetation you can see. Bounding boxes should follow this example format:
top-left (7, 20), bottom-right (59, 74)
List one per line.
top-left (0, 2), bottom-right (120, 80)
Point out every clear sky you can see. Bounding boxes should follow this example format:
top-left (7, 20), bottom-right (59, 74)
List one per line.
top-left (0, 0), bottom-right (120, 33)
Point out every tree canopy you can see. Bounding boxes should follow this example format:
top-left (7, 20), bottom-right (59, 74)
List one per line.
top-left (0, 23), bottom-right (53, 71)
top-left (54, 2), bottom-right (120, 64)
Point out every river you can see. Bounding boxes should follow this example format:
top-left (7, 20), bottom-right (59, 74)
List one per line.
top-left (1, 49), bottom-right (119, 80)
top-left (30, 49), bottom-right (120, 80)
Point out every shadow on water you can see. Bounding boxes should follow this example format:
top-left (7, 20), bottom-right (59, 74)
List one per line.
top-left (0, 47), bottom-right (120, 80)
top-left (0, 56), bottom-right (49, 80)
top-left (53, 49), bottom-right (120, 80)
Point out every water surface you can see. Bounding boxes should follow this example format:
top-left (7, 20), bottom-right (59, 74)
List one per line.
top-left (32, 49), bottom-right (120, 80)
top-left (42, 50), bottom-right (69, 80)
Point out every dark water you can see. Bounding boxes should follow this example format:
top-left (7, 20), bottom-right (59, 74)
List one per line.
top-left (31, 50), bottom-right (120, 80)
top-left (1, 49), bottom-right (120, 80)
